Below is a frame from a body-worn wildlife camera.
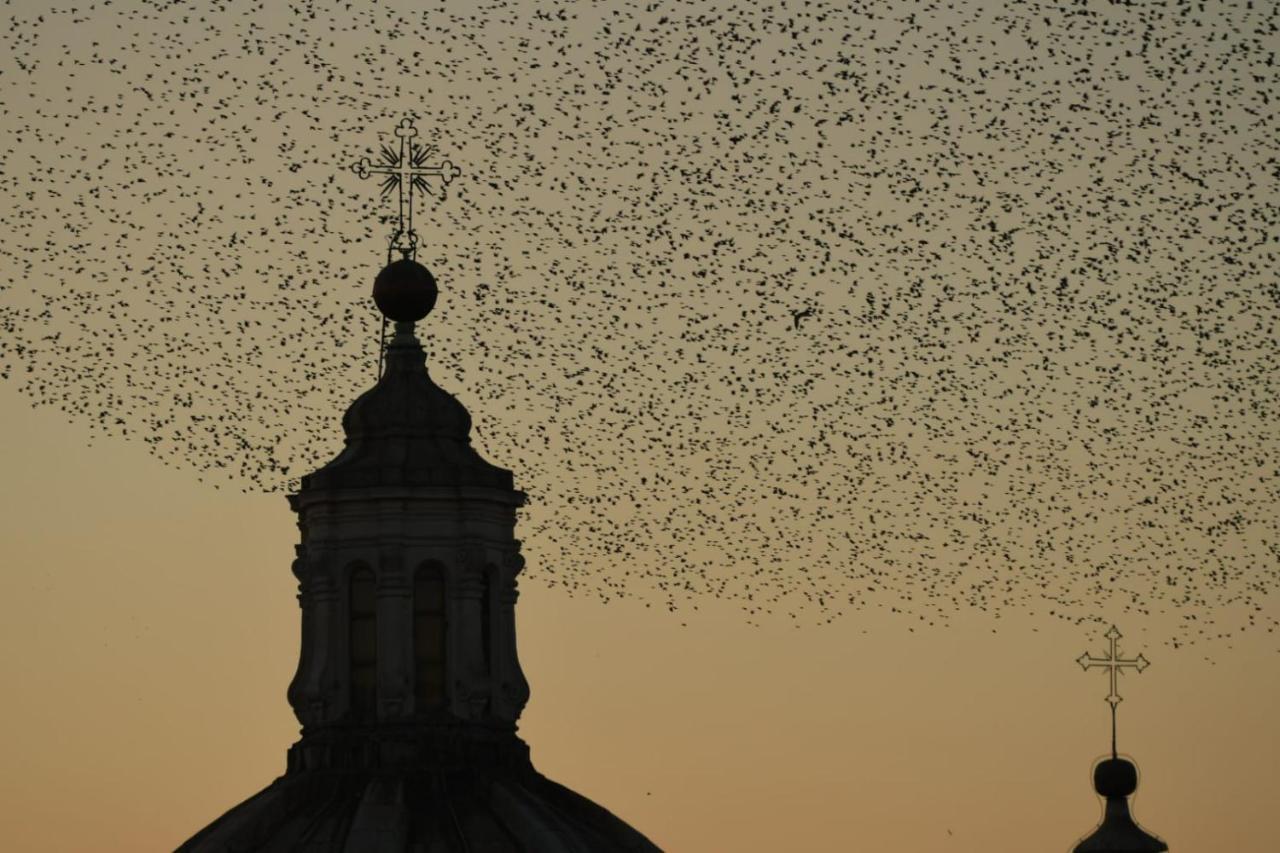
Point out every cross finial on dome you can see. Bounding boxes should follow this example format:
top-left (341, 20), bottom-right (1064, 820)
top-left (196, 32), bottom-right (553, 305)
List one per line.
top-left (351, 116), bottom-right (462, 258)
top-left (1078, 625), bottom-right (1151, 758)
top-left (349, 117), bottom-right (462, 379)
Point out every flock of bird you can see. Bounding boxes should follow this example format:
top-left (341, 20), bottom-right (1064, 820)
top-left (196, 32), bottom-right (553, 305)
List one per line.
top-left (1, 0), bottom-right (1276, 649)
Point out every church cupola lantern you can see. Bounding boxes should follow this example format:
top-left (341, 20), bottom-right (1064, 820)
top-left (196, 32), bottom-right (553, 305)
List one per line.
top-left (179, 118), bottom-right (659, 852)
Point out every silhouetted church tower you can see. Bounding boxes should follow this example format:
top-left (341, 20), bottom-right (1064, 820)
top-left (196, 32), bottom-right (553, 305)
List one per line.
top-left (179, 119), bottom-right (659, 851)
top-left (1071, 626), bottom-right (1167, 852)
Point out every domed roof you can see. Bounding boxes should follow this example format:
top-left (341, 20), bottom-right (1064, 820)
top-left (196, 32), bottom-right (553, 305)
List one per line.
top-left (178, 731), bottom-right (660, 852)
top-left (1073, 756), bottom-right (1167, 853)
top-left (301, 320), bottom-right (516, 492)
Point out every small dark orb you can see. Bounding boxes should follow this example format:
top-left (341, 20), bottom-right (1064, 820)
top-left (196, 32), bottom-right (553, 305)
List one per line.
top-left (1094, 757), bottom-right (1138, 798)
top-left (373, 258), bottom-right (438, 322)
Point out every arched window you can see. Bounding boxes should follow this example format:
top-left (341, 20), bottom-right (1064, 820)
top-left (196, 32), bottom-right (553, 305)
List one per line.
top-left (348, 567), bottom-right (378, 720)
top-left (413, 563), bottom-right (447, 709)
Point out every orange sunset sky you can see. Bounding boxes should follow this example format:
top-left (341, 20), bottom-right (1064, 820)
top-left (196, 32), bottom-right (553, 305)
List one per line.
top-left (2, 1), bottom-right (1278, 850)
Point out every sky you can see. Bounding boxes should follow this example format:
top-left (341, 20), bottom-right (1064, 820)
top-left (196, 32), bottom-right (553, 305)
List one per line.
top-left (1, 0), bottom-right (1278, 850)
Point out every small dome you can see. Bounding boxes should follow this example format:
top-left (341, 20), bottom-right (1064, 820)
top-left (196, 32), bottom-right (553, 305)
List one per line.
top-left (374, 258), bottom-right (438, 322)
top-left (1094, 757), bottom-right (1138, 798)
top-left (301, 323), bottom-right (516, 492)
top-left (1073, 756), bottom-right (1167, 852)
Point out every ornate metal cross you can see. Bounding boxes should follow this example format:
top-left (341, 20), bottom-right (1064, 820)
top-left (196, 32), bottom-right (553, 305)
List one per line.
top-left (351, 117), bottom-right (462, 257)
top-left (1078, 625), bottom-right (1150, 757)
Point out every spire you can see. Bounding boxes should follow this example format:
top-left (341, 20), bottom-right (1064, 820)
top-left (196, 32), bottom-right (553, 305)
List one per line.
top-left (1072, 626), bottom-right (1167, 852)
top-left (350, 116), bottom-right (460, 379)
top-left (302, 122), bottom-right (511, 492)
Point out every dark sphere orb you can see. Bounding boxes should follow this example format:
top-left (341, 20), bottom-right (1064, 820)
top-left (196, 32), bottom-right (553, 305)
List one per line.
top-left (1093, 757), bottom-right (1138, 798)
top-left (373, 258), bottom-right (438, 322)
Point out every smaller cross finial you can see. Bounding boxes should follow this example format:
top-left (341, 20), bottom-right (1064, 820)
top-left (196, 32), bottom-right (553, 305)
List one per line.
top-left (350, 117), bottom-right (462, 258)
top-left (1078, 625), bottom-right (1151, 757)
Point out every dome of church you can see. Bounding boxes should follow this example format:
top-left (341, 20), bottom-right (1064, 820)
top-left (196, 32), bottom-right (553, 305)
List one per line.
top-left (1073, 756), bottom-right (1167, 853)
top-left (301, 318), bottom-right (513, 491)
top-left (179, 731), bottom-right (658, 851)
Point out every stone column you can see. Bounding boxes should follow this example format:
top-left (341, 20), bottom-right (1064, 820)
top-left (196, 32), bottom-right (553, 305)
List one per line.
top-left (313, 569), bottom-right (340, 725)
top-left (290, 552), bottom-right (340, 727)
top-left (449, 545), bottom-right (489, 720)
top-left (495, 544), bottom-right (530, 722)
top-left (286, 546), bottom-right (311, 723)
top-left (376, 544), bottom-right (411, 721)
